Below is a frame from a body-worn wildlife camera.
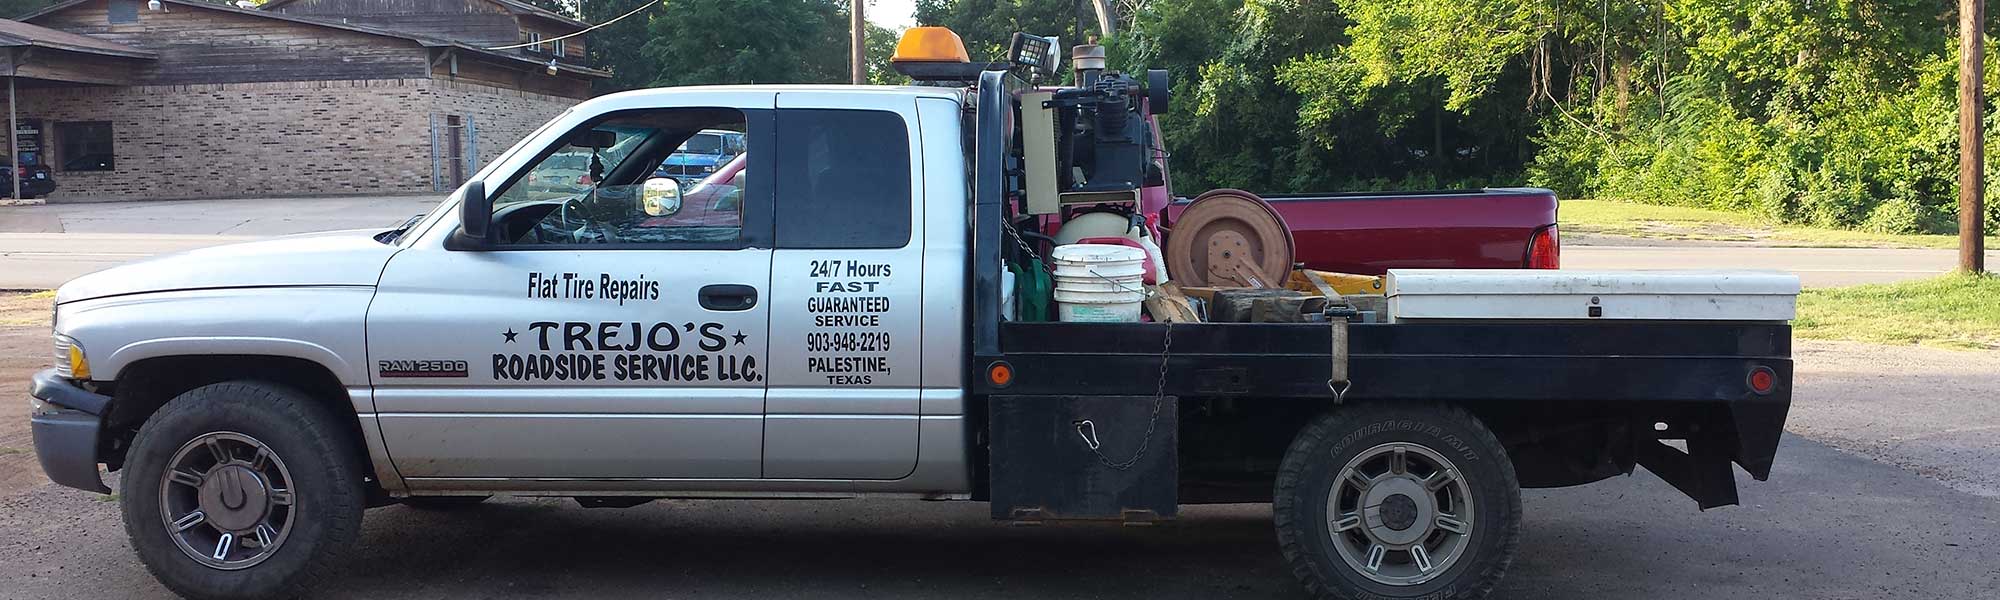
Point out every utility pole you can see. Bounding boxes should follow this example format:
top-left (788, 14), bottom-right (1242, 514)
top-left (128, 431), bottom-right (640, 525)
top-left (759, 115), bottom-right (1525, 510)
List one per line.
top-left (1961, 0), bottom-right (1987, 273)
top-left (850, 0), bottom-right (865, 84)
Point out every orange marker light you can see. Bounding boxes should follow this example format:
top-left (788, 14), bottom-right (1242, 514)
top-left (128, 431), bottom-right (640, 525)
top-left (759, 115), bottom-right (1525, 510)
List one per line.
top-left (987, 361), bottom-right (1014, 387)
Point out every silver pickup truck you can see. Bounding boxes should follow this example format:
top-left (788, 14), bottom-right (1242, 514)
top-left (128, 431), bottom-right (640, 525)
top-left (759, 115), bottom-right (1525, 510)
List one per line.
top-left (30, 31), bottom-right (1799, 600)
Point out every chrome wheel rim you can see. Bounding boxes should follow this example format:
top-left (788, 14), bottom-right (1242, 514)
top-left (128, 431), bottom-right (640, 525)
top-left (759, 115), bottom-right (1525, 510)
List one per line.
top-left (158, 432), bottom-right (296, 570)
top-left (1325, 442), bottom-right (1475, 586)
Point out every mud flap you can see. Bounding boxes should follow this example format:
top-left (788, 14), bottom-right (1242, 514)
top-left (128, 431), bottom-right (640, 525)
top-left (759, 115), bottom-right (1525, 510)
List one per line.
top-left (1633, 436), bottom-right (1739, 510)
top-left (988, 395), bottom-right (1178, 522)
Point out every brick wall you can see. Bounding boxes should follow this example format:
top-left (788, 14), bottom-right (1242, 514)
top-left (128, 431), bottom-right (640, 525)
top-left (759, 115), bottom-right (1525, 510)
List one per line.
top-left (0, 78), bottom-right (578, 201)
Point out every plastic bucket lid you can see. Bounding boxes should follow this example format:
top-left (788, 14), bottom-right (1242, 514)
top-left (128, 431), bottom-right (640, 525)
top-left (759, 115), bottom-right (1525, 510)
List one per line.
top-left (1051, 243), bottom-right (1148, 279)
top-left (1051, 243), bottom-right (1149, 264)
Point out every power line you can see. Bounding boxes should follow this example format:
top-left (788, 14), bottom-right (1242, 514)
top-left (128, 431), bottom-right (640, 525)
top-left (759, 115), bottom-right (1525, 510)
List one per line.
top-left (484, 1), bottom-right (658, 51)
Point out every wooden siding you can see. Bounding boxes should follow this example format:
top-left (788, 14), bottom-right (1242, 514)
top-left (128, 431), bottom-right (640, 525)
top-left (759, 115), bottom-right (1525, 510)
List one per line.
top-left (30, 0), bottom-right (430, 86)
top-left (264, 0), bottom-right (583, 53)
top-left (266, 0), bottom-right (521, 47)
top-left (434, 51), bottom-right (589, 99)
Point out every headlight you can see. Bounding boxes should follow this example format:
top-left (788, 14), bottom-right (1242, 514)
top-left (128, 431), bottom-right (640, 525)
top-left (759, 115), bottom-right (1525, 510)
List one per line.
top-left (52, 334), bottom-right (89, 380)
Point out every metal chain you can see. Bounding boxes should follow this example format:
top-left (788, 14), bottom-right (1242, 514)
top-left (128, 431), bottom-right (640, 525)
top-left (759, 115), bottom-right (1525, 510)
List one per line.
top-left (1077, 322), bottom-right (1172, 471)
top-left (1002, 217), bottom-right (1044, 264)
top-left (1014, 211), bottom-right (1172, 470)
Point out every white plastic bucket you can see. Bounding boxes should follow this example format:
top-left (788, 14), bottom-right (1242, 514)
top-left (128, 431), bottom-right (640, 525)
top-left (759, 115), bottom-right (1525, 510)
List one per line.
top-left (1050, 244), bottom-right (1148, 322)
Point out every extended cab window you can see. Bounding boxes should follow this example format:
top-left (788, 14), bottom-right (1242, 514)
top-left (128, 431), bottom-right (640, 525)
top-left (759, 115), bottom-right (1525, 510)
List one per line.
top-left (490, 108), bottom-right (750, 247)
top-left (773, 109), bottom-right (911, 249)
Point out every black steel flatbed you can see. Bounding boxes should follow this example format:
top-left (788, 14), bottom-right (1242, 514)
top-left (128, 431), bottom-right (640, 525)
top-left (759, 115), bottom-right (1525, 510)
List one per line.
top-left (964, 70), bottom-right (1790, 514)
top-left (972, 320), bottom-right (1791, 511)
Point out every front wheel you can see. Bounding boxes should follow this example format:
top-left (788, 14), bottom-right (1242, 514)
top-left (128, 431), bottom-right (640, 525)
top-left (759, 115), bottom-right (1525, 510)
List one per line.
top-left (121, 382), bottom-right (366, 600)
top-left (1274, 403), bottom-right (1521, 600)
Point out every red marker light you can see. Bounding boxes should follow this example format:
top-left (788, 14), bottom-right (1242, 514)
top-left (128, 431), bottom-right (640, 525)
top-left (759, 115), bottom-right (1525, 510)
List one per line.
top-left (1748, 367), bottom-right (1776, 395)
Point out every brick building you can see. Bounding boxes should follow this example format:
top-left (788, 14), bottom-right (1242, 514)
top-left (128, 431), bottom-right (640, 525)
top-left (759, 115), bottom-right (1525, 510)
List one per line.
top-left (0, 0), bottom-right (606, 201)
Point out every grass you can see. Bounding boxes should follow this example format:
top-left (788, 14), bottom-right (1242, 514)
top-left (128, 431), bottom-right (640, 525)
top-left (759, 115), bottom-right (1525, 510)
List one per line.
top-left (1795, 273), bottom-right (2000, 350)
top-left (0, 291), bottom-right (53, 327)
top-left (1561, 199), bottom-right (1997, 249)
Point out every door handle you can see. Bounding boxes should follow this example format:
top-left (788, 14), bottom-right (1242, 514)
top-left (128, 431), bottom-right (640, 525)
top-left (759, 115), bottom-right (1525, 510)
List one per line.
top-left (699, 284), bottom-right (758, 311)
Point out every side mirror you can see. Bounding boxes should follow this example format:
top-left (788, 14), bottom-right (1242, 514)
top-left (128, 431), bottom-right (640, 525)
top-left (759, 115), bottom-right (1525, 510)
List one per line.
top-left (449, 180), bottom-right (491, 250)
top-left (641, 177), bottom-right (682, 217)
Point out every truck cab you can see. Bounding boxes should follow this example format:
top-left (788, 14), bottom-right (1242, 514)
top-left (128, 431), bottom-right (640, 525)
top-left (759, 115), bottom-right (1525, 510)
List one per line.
top-left (372, 85), bottom-right (973, 489)
top-left (29, 28), bottom-right (1796, 600)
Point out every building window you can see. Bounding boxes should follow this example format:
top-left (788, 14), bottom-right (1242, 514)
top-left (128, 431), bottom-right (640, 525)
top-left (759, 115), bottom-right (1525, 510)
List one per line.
top-left (57, 122), bottom-right (114, 172)
top-left (108, 0), bottom-right (138, 24)
top-left (523, 30), bottom-right (544, 53)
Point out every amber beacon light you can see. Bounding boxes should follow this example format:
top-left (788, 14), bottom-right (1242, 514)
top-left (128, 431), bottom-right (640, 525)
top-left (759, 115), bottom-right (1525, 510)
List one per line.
top-left (894, 27), bottom-right (971, 63)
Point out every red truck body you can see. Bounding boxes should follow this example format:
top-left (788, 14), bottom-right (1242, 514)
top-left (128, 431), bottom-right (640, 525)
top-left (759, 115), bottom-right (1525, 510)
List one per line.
top-left (1164, 188), bottom-right (1560, 276)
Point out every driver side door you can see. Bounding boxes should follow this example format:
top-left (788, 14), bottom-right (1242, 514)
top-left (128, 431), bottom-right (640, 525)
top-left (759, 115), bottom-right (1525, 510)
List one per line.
top-left (367, 94), bottom-right (779, 487)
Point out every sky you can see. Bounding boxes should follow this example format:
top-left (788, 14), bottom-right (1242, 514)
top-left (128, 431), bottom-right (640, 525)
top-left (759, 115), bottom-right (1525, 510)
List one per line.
top-left (867, 0), bottom-right (918, 30)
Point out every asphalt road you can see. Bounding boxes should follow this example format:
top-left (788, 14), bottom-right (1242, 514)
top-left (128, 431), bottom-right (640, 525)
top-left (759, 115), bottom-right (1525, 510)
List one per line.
top-left (1, 196), bottom-right (1989, 289)
top-left (0, 435), bottom-right (1994, 600)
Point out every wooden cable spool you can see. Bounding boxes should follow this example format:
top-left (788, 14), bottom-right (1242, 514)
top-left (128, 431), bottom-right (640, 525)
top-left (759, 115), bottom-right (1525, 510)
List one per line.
top-left (1163, 189), bottom-right (1295, 288)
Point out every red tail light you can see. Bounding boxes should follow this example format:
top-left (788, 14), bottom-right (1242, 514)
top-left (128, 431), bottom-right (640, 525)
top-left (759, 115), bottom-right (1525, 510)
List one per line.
top-left (1527, 225), bottom-right (1560, 269)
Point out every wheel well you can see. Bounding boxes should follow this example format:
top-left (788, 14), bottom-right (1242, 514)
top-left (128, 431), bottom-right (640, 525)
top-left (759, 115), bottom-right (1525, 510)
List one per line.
top-left (101, 355), bottom-right (379, 492)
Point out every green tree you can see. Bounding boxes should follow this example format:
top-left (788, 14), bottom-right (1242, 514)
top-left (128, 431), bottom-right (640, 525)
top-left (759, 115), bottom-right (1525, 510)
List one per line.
top-left (582, 0), bottom-right (664, 93)
top-left (641, 0), bottom-right (849, 86)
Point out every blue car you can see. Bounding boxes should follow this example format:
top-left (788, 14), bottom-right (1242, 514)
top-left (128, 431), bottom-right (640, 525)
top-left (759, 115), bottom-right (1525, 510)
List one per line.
top-left (655, 129), bottom-right (745, 185)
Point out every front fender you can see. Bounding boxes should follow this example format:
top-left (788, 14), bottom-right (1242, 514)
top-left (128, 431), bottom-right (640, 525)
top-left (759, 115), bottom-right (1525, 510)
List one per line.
top-left (57, 287), bottom-right (376, 386)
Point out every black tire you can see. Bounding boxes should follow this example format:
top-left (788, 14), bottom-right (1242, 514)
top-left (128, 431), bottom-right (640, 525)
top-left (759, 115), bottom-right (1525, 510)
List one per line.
top-left (1273, 402), bottom-right (1521, 600)
top-left (400, 496), bottom-right (490, 510)
top-left (120, 382), bottom-right (366, 600)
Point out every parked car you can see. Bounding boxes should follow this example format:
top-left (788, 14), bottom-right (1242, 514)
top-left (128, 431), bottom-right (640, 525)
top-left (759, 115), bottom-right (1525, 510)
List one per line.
top-left (1, 164), bottom-right (57, 198)
top-left (654, 128), bottom-right (744, 184)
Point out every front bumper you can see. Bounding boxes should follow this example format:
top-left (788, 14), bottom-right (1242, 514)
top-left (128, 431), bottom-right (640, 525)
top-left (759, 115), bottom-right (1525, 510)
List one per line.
top-left (28, 368), bottom-right (111, 493)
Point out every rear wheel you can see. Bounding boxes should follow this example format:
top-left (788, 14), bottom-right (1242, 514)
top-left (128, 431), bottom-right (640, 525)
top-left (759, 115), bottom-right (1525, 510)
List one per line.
top-left (1274, 403), bottom-right (1520, 599)
top-left (121, 382), bottom-right (365, 600)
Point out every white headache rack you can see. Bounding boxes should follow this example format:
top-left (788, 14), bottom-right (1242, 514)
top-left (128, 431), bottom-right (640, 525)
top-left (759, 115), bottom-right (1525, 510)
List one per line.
top-left (1385, 269), bottom-right (1801, 323)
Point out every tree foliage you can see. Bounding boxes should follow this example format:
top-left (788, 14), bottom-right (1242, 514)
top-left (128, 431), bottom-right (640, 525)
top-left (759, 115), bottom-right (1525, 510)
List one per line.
top-left (915, 0), bottom-right (1996, 234)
